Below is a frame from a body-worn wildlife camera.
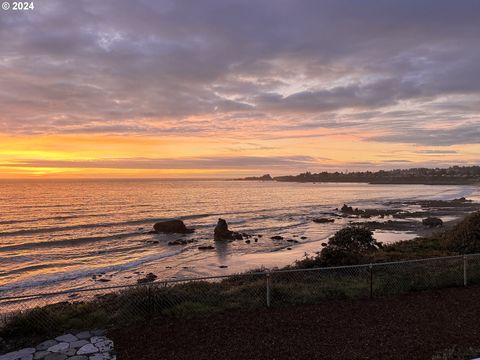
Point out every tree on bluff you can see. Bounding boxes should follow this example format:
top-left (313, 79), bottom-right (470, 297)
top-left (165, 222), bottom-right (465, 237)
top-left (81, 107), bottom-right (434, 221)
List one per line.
top-left (320, 226), bottom-right (382, 266)
top-left (442, 212), bottom-right (480, 253)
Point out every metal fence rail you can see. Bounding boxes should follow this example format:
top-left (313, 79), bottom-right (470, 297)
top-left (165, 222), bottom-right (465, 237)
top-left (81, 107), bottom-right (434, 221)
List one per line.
top-left (2, 254), bottom-right (480, 341)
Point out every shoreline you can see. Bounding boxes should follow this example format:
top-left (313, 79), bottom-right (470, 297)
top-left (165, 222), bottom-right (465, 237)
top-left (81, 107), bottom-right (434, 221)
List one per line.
top-left (2, 195), bottom-right (479, 304)
top-left (238, 179), bottom-right (480, 186)
top-left (238, 166), bottom-right (480, 186)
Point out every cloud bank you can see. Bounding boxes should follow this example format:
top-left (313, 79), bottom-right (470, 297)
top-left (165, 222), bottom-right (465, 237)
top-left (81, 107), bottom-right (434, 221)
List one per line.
top-left (0, 0), bottom-right (479, 175)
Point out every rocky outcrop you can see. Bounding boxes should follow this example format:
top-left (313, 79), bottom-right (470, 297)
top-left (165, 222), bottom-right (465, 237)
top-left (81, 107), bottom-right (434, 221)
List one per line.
top-left (341, 204), bottom-right (355, 214)
top-left (313, 218), bottom-right (335, 224)
top-left (168, 239), bottom-right (195, 246)
top-left (422, 217), bottom-right (443, 228)
top-left (340, 205), bottom-right (402, 218)
top-left (153, 220), bottom-right (194, 234)
top-left (137, 272), bottom-right (157, 284)
top-left (241, 174), bottom-right (274, 181)
top-left (214, 218), bottom-right (243, 241)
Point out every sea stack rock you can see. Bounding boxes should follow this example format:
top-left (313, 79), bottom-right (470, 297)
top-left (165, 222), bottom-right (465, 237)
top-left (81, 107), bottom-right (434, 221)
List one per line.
top-left (153, 219), bottom-right (194, 234)
top-left (214, 218), bottom-right (243, 241)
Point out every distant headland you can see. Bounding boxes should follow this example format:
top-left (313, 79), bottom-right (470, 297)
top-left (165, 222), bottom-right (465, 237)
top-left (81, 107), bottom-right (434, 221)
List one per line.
top-left (237, 166), bottom-right (480, 185)
top-left (238, 174), bottom-right (274, 181)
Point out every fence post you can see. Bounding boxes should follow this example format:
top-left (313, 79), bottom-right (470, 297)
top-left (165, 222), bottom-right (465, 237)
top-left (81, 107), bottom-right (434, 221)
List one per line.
top-left (148, 284), bottom-right (153, 319)
top-left (266, 272), bottom-right (271, 308)
top-left (369, 264), bottom-right (373, 299)
top-left (464, 255), bottom-right (468, 287)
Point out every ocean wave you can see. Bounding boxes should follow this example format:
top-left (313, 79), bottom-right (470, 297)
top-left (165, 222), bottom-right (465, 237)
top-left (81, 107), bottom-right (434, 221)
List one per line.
top-left (0, 262), bottom-right (73, 277)
top-left (0, 204), bottom-right (330, 238)
top-left (0, 232), bottom-right (145, 252)
top-left (0, 249), bottom-right (182, 292)
top-left (0, 213), bottom-right (223, 237)
top-left (430, 186), bottom-right (476, 201)
top-left (0, 213), bottom-right (109, 226)
top-left (0, 220), bottom-right (152, 237)
top-left (397, 186), bottom-right (477, 202)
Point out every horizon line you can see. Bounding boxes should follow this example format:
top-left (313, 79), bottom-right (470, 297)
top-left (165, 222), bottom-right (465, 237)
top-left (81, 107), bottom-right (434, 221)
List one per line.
top-left (1, 164), bottom-right (479, 181)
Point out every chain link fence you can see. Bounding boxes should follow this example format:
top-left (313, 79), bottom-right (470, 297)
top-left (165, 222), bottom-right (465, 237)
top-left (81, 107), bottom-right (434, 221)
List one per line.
top-left (1, 254), bottom-right (480, 346)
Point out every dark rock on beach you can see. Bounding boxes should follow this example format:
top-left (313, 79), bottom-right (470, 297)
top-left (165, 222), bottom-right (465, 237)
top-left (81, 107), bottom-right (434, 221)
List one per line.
top-left (422, 217), bottom-right (444, 228)
top-left (137, 272), bottom-right (157, 284)
top-left (341, 204), bottom-right (355, 214)
top-left (214, 218), bottom-right (243, 241)
top-left (341, 204), bottom-right (402, 218)
top-left (168, 239), bottom-right (195, 246)
top-left (313, 218), bottom-right (335, 224)
top-left (198, 245), bottom-right (215, 250)
top-left (403, 198), bottom-right (475, 209)
top-left (153, 220), bottom-right (194, 234)
top-left (271, 236), bottom-right (284, 240)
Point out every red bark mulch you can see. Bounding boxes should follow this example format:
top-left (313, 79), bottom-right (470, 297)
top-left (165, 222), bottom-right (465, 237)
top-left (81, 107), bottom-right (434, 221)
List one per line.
top-left (110, 285), bottom-right (480, 360)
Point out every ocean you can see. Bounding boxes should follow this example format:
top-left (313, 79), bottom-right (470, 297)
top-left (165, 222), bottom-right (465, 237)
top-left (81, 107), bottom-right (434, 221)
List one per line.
top-left (0, 179), bottom-right (478, 298)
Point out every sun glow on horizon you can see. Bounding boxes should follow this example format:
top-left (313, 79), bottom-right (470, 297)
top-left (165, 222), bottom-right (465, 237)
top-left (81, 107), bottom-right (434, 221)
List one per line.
top-left (0, 131), bottom-right (477, 179)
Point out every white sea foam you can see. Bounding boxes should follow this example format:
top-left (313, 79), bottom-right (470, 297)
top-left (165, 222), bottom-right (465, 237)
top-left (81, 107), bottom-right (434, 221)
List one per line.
top-left (0, 249), bottom-right (182, 292)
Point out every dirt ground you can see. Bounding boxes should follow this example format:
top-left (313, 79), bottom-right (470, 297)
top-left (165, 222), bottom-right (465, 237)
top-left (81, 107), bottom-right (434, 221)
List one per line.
top-left (111, 285), bottom-right (480, 360)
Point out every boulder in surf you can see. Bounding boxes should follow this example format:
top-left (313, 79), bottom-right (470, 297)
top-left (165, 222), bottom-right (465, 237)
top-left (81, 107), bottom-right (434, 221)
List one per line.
top-left (214, 218), bottom-right (243, 241)
top-left (153, 220), bottom-right (194, 234)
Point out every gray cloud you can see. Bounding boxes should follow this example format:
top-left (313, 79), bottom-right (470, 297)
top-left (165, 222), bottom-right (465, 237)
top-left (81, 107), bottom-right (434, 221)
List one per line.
top-left (0, 0), bottom-right (480, 146)
top-left (2, 155), bottom-right (320, 169)
top-left (369, 122), bottom-right (480, 146)
top-left (416, 150), bottom-right (458, 155)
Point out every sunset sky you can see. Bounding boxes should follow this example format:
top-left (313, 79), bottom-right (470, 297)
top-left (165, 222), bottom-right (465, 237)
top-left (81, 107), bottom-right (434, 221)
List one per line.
top-left (1, 0), bottom-right (479, 178)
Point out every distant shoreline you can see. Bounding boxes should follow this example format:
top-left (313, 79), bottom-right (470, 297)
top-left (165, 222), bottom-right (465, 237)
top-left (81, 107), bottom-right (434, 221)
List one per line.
top-left (236, 166), bottom-right (480, 186)
top-left (236, 178), bottom-right (480, 186)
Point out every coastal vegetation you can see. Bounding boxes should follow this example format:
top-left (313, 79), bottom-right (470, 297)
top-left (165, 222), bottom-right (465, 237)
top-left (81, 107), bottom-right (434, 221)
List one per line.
top-left (295, 211), bottom-right (480, 267)
top-left (315, 226), bottom-right (382, 266)
top-left (2, 211), bottom-right (480, 350)
top-left (238, 174), bottom-right (274, 181)
top-left (241, 166), bottom-right (480, 185)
